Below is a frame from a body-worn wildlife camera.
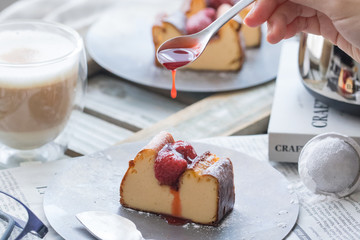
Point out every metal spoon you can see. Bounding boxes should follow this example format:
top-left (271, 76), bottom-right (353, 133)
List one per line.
top-left (76, 211), bottom-right (143, 240)
top-left (156, 0), bottom-right (255, 69)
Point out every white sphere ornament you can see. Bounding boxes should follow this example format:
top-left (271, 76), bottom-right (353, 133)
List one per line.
top-left (298, 132), bottom-right (360, 197)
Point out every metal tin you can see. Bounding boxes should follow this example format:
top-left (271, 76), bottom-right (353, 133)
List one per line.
top-left (298, 132), bottom-right (360, 197)
top-left (299, 33), bottom-right (360, 115)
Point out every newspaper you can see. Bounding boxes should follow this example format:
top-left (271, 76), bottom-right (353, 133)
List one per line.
top-left (1, 134), bottom-right (360, 240)
top-left (0, 160), bottom-right (67, 240)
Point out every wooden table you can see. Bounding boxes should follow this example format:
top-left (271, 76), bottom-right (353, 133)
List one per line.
top-left (66, 67), bottom-right (275, 156)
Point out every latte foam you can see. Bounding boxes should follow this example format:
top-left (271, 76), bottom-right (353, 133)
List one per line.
top-left (0, 30), bottom-right (74, 64)
top-left (0, 29), bottom-right (78, 87)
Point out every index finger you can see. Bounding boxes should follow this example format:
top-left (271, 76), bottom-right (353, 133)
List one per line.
top-left (244, 0), bottom-right (287, 27)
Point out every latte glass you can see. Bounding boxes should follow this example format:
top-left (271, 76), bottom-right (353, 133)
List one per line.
top-left (0, 20), bottom-right (87, 168)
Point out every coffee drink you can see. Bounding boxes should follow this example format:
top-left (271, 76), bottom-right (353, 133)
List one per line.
top-left (0, 29), bottom-right (79, 150)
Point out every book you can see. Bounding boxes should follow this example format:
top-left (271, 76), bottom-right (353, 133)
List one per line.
top-left (268, 41), bottom-right (360, 162)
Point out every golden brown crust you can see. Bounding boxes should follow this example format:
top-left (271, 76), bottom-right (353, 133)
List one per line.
top-left (212, 158), bottom-right (235, 224)
top-left (120, 160), bottom-right (133, 205)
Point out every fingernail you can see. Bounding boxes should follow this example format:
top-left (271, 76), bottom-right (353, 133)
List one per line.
top-left (246, 3), bottom-right (256, 18)
top-left (243, 2), bottom-right (260, 26)
top-left (266, 23), bottom-right (274, 43)
top-left (248, 6), bottom-right (255, 16)
top-left (267, 22), bottom-right (272, 34)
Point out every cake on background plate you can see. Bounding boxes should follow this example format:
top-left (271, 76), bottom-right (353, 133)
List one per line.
top-left (120, 131), bottom-right (235, 225)
top-left (152, 0), bottom-right (261, 71)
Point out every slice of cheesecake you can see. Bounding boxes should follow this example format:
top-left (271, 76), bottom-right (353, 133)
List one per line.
top-left (120, 131), bottom-right (235, 225)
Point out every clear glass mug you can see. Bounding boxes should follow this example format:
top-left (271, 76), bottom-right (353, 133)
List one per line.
top-left (0, 20), bottom-right (87, 168)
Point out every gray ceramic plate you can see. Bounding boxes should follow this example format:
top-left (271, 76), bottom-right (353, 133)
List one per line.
top-left (86, 0), bottom-right (282, 92)
top-left (43, 141), bottom-right (299, 240)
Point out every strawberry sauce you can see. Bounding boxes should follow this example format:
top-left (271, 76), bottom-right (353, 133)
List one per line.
top-left (170, 188), bottom-right (181, 217)
top-left (157, 48), bottom-right (198, 98)
top-left (154, 141), bottom-right (198, 225)
top-left (171, 70), bottom-right (177, 98)
top-left (158, 48), bottom-right (197, 70)
top-left (154, 140), bottom-right (197, 186)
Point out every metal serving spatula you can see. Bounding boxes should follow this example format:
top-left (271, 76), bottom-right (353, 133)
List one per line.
top-left (76, 211), bottom-right (143, 240)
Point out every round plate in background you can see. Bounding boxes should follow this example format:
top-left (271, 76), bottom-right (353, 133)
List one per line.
top-left (86, 0), bottom-right (282, 92)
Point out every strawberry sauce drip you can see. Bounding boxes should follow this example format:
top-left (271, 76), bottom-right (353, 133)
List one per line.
top-left (170, 188), bottom-right (181, 217)
top-left (154, 141), bottom-right (200, 225)
top-left (154, 141), bottom-right (198, 223)
top-left (171, 70), bottom-right (177, 99)
top-left (157, 48), bottom-right (198, 98)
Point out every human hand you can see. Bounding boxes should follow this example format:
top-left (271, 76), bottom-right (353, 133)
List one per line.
top-left (244, 0), bottom-right (360, 62)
